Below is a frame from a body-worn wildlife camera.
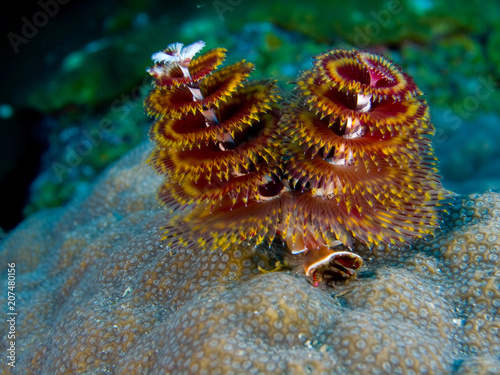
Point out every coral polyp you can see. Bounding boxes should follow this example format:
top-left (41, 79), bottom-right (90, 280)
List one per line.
top-left (146, 41), bottom-right (283, 251)
top-left (279, 49), bottom-right (447, 276)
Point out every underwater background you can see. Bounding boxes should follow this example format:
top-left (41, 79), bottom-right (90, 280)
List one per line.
top-left (1, 0), bottom-right (499, 234)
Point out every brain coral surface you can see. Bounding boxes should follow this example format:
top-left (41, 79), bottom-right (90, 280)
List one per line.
top-left (0, 143), bottom-right (499, 375)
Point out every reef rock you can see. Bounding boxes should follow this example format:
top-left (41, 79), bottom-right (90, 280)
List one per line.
top-left (1, 142), bottom-right (499, 375)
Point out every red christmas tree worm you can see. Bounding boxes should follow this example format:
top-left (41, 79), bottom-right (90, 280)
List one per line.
top-left (279, 49), bottom-right (447, 281)
top-left (145, 42), bottom-right (448, 284)
top-left (145, 41), bottom-right (284, 252)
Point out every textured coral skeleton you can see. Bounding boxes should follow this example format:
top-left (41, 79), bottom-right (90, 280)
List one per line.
top-left (145, 41), bottom-right (448, 282)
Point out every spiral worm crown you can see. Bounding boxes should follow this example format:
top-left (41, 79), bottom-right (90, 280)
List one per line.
top-left (145, 41), bottom-right (283, 251)
top-left (280, 49), bottom-right (446, 251)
